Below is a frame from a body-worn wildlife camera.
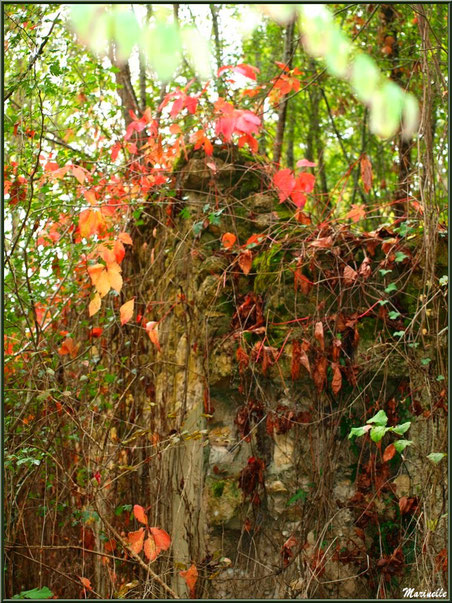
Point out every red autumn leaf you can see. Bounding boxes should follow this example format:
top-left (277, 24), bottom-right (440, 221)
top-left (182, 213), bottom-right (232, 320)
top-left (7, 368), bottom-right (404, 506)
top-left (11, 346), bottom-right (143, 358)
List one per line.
top-left (236, 346), bottom-right (250, 373)
top-left (346, 203), bottom-right (366, 222)
top-left (145, 321), bottom-right (161, 351)
top-left (235, 110), bottom-right (261, 135)
top-left (244, 233), bottom-right (265, 248)
top-left (296, 158), bottom-right (317, 168)
top-left (111, 142), bottom-right (121, 161)
top-left (239, 250), bottom-right (253, 275)
top-left (180, 563), bottom-right (198, 598)
top-left (144, 536), bottom-right (157, 561)
top-left (294, 171), bottom-right (315, 194)
top-left (314, 321), bottom-right (324, 350)
top-left (383, 443), bottom-right (396, 463)
top-left (104, 539), bottom-right (116, 553)
top-left (222, 232), bottom-right (237, 249)
top-left (360, 154), bottom-right (373, 193)
top-left (273, 168), bottom-right (295, 202)
top-left (133, 504), bottom-right (148, 525)
top-left (114, 239), bottom-right (125, 264)
top-left (343, 265), bottom-right (358, 286)
top-left (331, 362), bottom-right (342, 395)
top-left (89, 327), bottom-right (103, 338)
top-left (218, 63), bottom-right (259, 80)
top-left (149, 527), bottom-right (171, 553)
top-left (79, 576), bottom-right (93, 591)
top-left (127, 528), bottom-right (145, 555)
top-left (120, 299), bottom-right (135, 326)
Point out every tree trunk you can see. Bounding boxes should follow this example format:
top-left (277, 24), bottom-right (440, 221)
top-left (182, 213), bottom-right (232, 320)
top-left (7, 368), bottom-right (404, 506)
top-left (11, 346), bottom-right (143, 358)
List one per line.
top-left (272, 19), bottom-right (296, 165)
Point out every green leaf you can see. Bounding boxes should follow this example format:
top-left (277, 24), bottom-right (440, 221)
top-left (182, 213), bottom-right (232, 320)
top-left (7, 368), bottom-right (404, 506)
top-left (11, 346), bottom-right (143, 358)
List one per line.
top-left (13, 587), bottom-right (54, 599)
top-left (391, 422), bottom-right (411, 435)
top-left (348, 425), bottom-right (369, 439)
top-left (351, 54), bottom-right (380, 103)
top-left (378, 299), bottom-right (389, 306)
top-left (421, 357), bottom-right (431, 366)
top-left (385, 282), bottom-right (397, 293)
top-left (439, 275), bottom-right (448, 287)
top-left (287, 488), bottom-right (308, 505)
top-left (394, 439), bottom-right (413, 453)
top-left (388, 311), bottom-right (401, 320)
top-left (144, 23), bottom-right (182, 81)
top-left (427, 452), bottom-right (447, 464)
top-left (436, 375), bottom-right (445, 382)
top-left (393, 331), bottom-right (405, 338)
top-left (394, 251), bottom-right (408, 263)
top-left (366, 410), bottom-right (388, 426)
top-left (370, 425), bottom-right (387, 443)
top-left (379, 269), bottom-right (392, 276)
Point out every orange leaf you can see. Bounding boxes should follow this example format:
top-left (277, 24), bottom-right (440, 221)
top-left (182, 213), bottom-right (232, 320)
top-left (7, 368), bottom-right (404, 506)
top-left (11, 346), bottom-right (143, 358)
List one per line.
top-left (118, 232), bottom-right (133, 245)
top-left (133, 504), bottom-right (148, 525)
top-left (114, 239), bottom-right (125, 264)
top-left (145, 322), bottom-right (161, 351)
top-left (180, 563), bottom-right (198, 598)
top-left (72, 165), bottom-right (86, 184)
top-left (383, 443), bottom-right (396, 463)
top-left (89, 292), bottom-right (101, 317)
top-left (222, 232), bottom-right (237, 249)
top-left (238, 250), bottom-right (253, 275)
top-left (127, 528), bottom-right (145, 555)
top-left (313, 356), bottom-right (327, 392)
top-left (58, 337), bottom-right (79, 358)
top-left (346, 204), bottom-right (366, 223)
top-left (150, 527), bottom-right (171, 553)
top-left (79, 576), bottom-right (92, 591)
top-left (144, 536), bottom-right (157, 561)
top-left (360, 154), bottom-right (373, 193)
top-left (120, 299), bottom-right (135, 326)
top-left (106, 262), bottom-right (123, 293)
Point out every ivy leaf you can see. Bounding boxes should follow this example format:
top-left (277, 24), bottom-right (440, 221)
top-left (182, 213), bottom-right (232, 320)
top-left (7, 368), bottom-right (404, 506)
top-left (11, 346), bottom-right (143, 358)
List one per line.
top-left (366, 410), bottom-right (388, 426)
top-left (427, 452), bottom-right (446, 464)
top-left (391, 422), bottom-right (411, 435)
top-left (348, 425), bottom-right (371, 439)
top-left (385, 282), bottom-right (398, 293)
top-left (394, 439), bottom-right (413, 453)
top-left (370, 425), bottom-right (387, 443)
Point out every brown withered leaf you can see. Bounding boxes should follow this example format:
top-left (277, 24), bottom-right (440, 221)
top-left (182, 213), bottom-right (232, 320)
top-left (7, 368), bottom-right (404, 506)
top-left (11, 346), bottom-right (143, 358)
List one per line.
top-left (309, 236), bottom-right (333, 249)
top-left (294, 269), bottom-right (313, 295)
top-left (383, 443), bottom-right (396, 463)
top-left (313, 356), bottom-right (328, 392)
top-left (359, 257), bottom-right (372, 279)
top-left (360, 154), bottom-right (373, 193)
top-left (314, 321), bottom-right (324, 350)
top-left (343, 265), bottom-right (358, 286)
top-left (238, 249), bottom-right (253, 275)
top-left (331, 362), bottom-right (342, 395)
top-left (332, 338), bottom-right (342, 362)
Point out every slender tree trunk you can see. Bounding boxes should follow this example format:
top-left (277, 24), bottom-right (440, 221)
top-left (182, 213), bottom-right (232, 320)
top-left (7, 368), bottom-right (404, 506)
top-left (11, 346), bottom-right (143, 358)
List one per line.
top-left (380, 4), bottom-right (413, 217)
top-left (272, 19), bottom-right (296, 164)
top-left (210, 4), bottom-right (225, 96)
